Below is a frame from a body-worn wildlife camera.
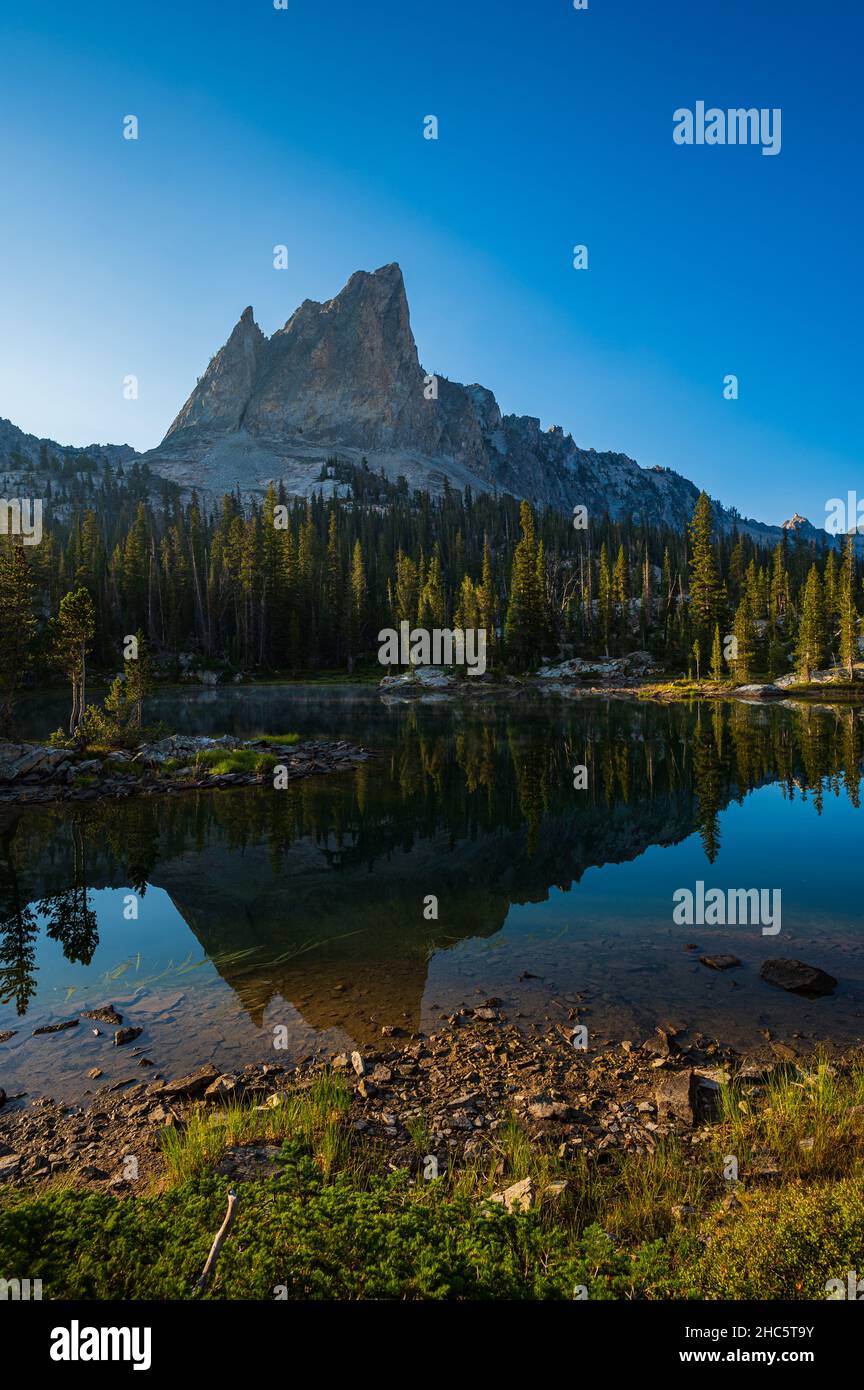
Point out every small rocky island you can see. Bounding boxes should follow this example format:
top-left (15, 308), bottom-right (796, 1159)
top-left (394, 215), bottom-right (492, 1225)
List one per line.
top-left (0, 734), bottom-right (373, 806)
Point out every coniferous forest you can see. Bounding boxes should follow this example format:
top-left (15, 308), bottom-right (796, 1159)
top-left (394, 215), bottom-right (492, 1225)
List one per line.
top-left (0, 451), bottom-right (857, 729)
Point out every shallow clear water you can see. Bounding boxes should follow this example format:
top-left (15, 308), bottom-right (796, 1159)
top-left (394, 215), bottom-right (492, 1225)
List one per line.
top-left (2, 688), bottom-right (863, 1102)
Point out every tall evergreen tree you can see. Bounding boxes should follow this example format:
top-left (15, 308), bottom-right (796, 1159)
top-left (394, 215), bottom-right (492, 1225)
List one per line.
top-left (52, 588), bottom-right (96, 735)
top-left (796, 564), bottom-right (826, 683)
top-left (505, 501), bottom-right (543, 669)
top-left (688, 492), bottom-right (722, 642)
top-left (838, 535), bottom-right (858, 681)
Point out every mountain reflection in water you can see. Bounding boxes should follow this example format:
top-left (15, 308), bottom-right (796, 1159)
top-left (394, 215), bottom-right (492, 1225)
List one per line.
top-left (2, 693), bottom-right (864, 1100)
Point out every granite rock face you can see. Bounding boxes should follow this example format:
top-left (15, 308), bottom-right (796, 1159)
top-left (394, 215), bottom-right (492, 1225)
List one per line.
top-left (140, 263), bottom-right (784, 537)
top-left (167, 305), bottom-right (267, 435)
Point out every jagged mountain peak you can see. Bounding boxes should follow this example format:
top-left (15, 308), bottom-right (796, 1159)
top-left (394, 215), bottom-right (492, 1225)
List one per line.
top-left (134, 266), bottom-right (828, 552)
top-left (165, 306), bottom-right (266, 439)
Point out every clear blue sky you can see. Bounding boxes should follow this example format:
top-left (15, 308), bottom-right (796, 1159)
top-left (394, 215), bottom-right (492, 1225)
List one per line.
top-left (0, 0), bottom-right (861, 528)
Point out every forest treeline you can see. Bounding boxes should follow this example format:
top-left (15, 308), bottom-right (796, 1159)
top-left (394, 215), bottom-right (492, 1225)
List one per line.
top-left (0, 453), bottom-right (859, 727)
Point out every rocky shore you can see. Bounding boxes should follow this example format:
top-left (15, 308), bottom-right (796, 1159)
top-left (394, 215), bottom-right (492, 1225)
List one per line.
top-left (378, 657), bottom-right (864, 704)
top-left (0, 734), bottom-right (373, 806)
top-left (1, 996), bottom-right (853, 1195)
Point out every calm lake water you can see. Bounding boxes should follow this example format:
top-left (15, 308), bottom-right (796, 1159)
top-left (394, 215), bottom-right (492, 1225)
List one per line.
top-left (2, 687), bottom-right (864, 1102)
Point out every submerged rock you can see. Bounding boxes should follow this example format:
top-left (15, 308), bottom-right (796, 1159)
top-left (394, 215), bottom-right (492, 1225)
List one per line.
top-left (759, 959), bottom-right (837, 997)
top-left (32, 1019), bottom-right (79, 1036)
top-left (81, 1005), bottom-right (123, 1026)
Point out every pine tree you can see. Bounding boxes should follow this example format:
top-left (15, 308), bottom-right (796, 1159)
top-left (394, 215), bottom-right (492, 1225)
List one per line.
top-left (598, 543), bottom-right (612, 655)
top-left (504, 501), bottom-right (543, 670)
top-left (639, 550), bottom-right (653, 646)
top-left (477, 535), bottom-right (496, 660)
top-left (838, 535), bottom-right (858, 680)
top-left (125, 630), bottom-right (156, 728)
top-left (612, 543), bottom-right (629, 646)
top-left (823, 548), bottom-right (839, 639)
top-left (688, 492), bottom-right (722, 641)
top-left (348, 539), bottom-right (367, 672)
top-left (796, 564), bottom-right (826, 683)
top-left (324, 510), bottom-right (344, 665)
top-left (394, 550), bottom-right (419, 627)
top-left (52, 588), bottom-right (96, 735)
top-left (710, 622), bottom-right (723, 682)
top-left (418, 546), bottom-right (446, 629)
top-left (732, 596), bottom-right (756, 684)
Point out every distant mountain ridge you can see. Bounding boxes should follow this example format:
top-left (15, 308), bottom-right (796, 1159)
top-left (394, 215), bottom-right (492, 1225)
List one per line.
top-left (0, 263), bottom-right (831, 550)
top-left (0, 416), bottom-right (136, 475)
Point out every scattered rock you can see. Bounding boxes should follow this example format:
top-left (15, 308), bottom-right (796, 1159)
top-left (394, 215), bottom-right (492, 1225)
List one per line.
top-left (759, 959), bottom-right (837, 997)
top-left (732, 684), bottom-right (785, 700)
top-left (699, 954), bottom-right (741, 971)
top-left (162, 1063), bottom-right (218, 1099)
top-left (204, 1074), bottom-right (244, 1102)
top-left (641, 1027), bottom-right (679, 1059)
top-left (32, 1019), bottom-right (79, 1035)
top-left (215, 1145), bottom-right (281, 1182)
top-left (0, 1153), bottom-right (22, 1180)
top-left (81, 1005), bottom-right (123, 1026)
top-left (528, 1097), bottom-right (572, 1121)
top-left (490, 1176), bottom-right (534, 1213)
top-left (114, 1027), bottom-right (143, 1047)
top-left (655, 1070), bottom-right (698, 1126)
top-left (542, 1179), bottom-right (569, 1203)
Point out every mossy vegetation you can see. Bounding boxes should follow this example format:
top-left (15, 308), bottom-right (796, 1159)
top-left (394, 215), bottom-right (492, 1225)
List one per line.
top-left (159, 737), bottom-right (301, 778)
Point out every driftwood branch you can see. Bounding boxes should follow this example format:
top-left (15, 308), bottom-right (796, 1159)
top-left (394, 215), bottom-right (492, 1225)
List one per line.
top-left (196, 1189), bottom-right (238, 1292)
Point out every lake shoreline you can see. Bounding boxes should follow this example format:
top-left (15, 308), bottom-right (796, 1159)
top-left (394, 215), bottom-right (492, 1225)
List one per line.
top-left (2, 1003), bottom-right (863, 1301)
top-left (1, 1000), bottom-right (857, 1193)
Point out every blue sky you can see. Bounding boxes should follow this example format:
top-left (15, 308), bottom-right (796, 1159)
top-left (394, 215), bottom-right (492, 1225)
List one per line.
top-left (0, 0), bottom-right (861, 527)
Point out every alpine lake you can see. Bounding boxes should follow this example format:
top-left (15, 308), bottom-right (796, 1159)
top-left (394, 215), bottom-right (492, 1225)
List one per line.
top-left (2, 685), bottom-right (863, 1103)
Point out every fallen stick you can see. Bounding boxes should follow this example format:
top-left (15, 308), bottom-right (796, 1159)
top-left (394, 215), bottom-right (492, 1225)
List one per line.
top-left (196, 1189), bottom-right (238, 1292)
